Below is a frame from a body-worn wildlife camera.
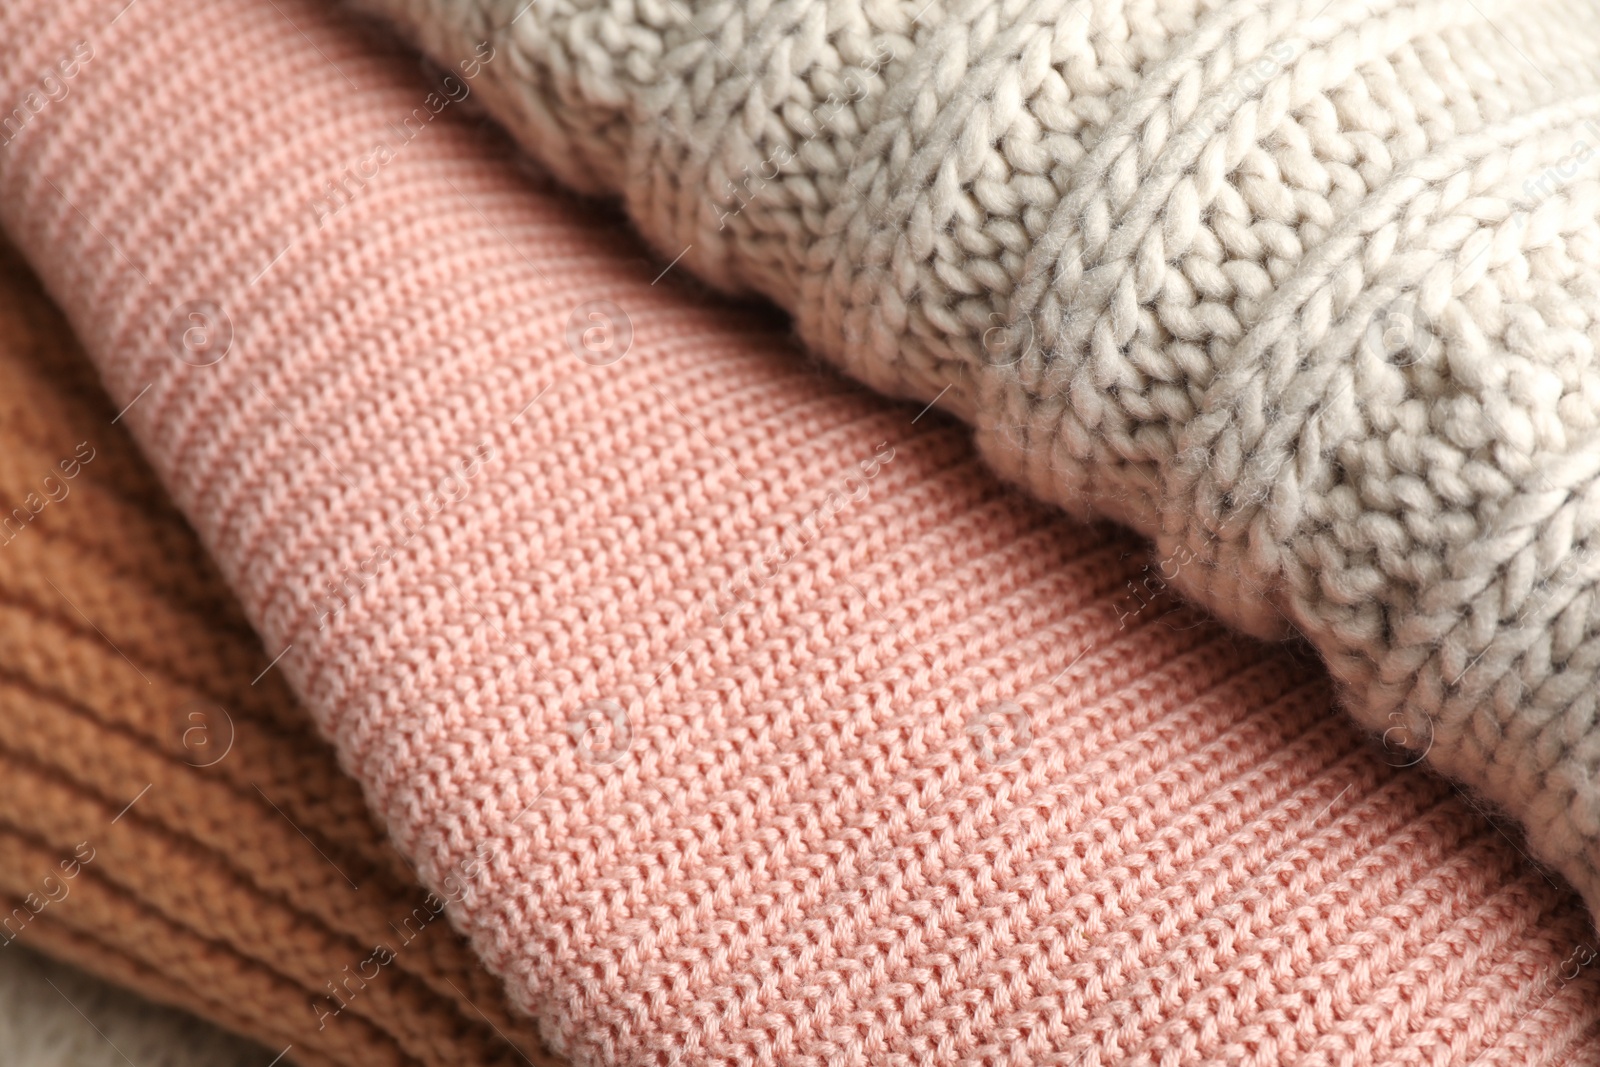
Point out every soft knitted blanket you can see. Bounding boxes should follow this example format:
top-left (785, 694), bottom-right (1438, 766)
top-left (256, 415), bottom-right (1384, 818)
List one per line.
top-left (8, 0), bottom-right (1600, 1064)
top-left (348, 0), bottom-right (1600, 920)
top-left (0, 238), bottom-right (555, 1067)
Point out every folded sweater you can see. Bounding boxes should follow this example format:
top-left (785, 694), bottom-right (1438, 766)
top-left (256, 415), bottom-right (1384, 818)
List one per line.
top-left (6, 0), bottom-right (1600, 1064)
top-left (348, 0), bottom-right (1600, 923)
top-left (0, 237), bottom-right (556, 1067)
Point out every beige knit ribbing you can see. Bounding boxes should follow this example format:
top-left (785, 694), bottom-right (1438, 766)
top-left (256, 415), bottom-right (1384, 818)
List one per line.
top-left (349, 0), bottom-right (1600, 918)
top-left (0, 237), bottom-right (558, 1067)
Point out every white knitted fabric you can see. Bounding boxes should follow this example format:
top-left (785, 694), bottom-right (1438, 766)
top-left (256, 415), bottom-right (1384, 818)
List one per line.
top-left (352, 0), bottom-right (1600, 913)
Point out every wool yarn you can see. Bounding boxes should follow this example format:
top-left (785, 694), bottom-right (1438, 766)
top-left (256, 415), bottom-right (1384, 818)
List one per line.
top-left (0, 237), bottom-right (557, 1067)
top-left (8, 0), bottom-right (1600, 1063)
top-left (348, 0), bottom-right (1600, 920)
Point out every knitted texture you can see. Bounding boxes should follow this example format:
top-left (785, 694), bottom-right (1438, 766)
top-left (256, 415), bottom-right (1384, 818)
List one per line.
top-left (8, 0), bottom-right (1600, 1064)
top-left (0, 238), bottom-right (556, 1067)
top-left (346, 0), bottom-right (1600, 915)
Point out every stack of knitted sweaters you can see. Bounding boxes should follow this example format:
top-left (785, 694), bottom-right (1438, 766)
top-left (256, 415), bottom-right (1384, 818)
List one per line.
top-left (358, 0), bottom-right (1600, 915)
top-left (2, 0), bottom-right (1600, 1064)
top-left (0, 231), bottom-right (554, 1067)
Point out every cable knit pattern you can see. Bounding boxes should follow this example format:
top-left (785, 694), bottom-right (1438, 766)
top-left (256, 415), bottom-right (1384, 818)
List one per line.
top-left (347, 0), bottom-right (1600, 913)
top-left (10, 0), bottom-right (1600, 1064)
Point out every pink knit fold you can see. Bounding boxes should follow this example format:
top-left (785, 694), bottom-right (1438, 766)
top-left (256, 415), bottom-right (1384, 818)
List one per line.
top-left (5, 0), bottom-right (1600, 1063)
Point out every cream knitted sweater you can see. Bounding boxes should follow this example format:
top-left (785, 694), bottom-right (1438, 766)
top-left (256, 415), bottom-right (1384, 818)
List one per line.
top-left (352, 0), bottom-right (1600, 915)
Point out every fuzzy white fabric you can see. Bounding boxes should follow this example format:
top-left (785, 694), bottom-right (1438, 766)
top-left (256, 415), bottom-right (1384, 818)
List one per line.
top-left (0, 946), bottom-right (270, 1067)
top-left (352, 0), bottom-right (1600, 915)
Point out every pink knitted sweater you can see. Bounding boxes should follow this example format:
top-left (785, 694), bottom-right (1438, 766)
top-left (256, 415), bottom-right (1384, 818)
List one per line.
top-left (5, 0), bottom-right (1600, 1063)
